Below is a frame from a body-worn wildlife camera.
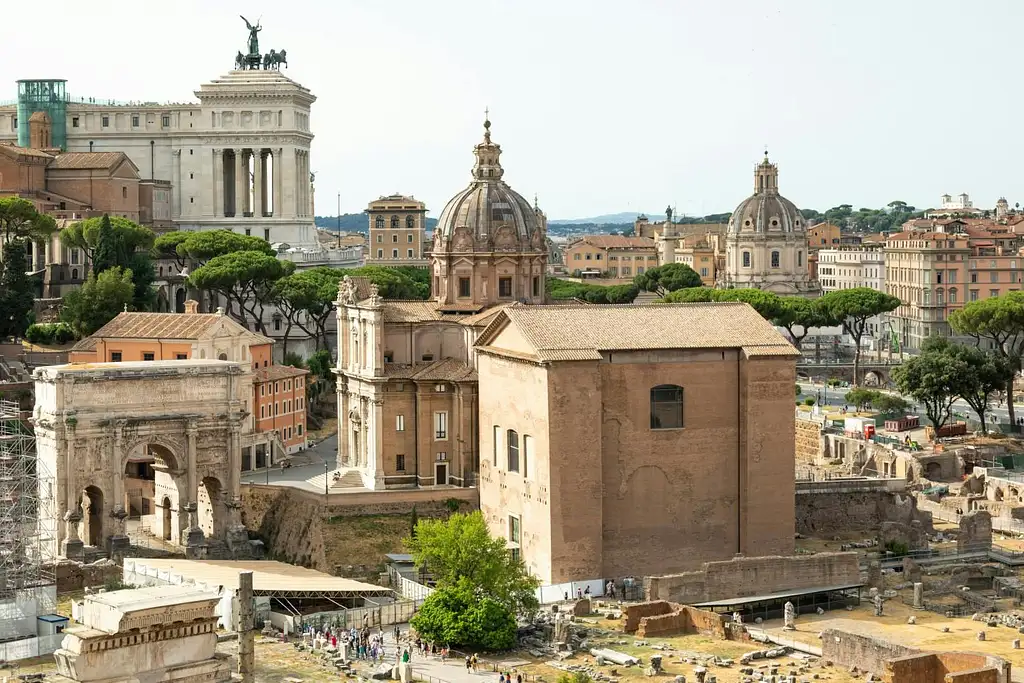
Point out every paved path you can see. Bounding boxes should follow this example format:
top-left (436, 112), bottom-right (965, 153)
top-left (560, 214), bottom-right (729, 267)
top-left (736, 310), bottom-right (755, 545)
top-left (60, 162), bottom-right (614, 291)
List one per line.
top-left (345, 627), bottom-right (512, 683)
top-left (240, 434), bottom-right (338, 493)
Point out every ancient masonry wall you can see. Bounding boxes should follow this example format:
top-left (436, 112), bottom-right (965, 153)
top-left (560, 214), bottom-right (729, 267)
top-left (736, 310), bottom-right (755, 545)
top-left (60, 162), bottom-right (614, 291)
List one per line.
top-left (822, 629), bottom-right (918, 676)
top-left (795, 419), bottom-right (822, 464)
top-left (796, 490), bottom-right (932, 536)
top-left (623, 601), bottom-right (728, 639)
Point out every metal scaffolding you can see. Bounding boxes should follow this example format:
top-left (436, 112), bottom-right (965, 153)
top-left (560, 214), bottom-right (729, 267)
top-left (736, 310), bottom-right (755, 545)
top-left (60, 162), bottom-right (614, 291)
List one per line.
top-left (0, 399), bottom-right (56, 645)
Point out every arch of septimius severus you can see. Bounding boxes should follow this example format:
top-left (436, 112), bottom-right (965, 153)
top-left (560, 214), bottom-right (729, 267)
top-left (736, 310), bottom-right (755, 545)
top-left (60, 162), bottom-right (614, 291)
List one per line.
top-left (32, 359), bottom-right (253, 560)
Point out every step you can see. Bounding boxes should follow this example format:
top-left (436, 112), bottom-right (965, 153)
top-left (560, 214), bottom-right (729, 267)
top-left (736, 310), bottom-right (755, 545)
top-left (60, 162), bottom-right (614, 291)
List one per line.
top-left (330, 469), bottom-right (365, 490)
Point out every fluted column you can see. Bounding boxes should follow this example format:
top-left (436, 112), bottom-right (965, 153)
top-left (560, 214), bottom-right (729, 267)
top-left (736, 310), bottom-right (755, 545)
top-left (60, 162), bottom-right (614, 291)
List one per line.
top-left (253, 150), bottom-right (263, 218)
top-left (235, 149), bottom-right (246, 218)
top-left (273, 148), bottom-right (283, 217)
top-left (213, 149), bottom-right (224, 218)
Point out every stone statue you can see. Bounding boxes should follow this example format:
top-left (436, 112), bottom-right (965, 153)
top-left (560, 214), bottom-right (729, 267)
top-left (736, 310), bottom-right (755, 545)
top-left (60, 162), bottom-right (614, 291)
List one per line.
top-left (666, 205), bottom-right (673, 224)
top-left (783, 601), bottom-right (795, 630)
top-left (732, 611), bottom-right (742, 625)
top-left (367, 283), bottom-right (382, 307)
top-left (235, 51), bottom-right (245, 70)
top-left (874, 593), bottom-right (884, 617)
top-left (337, 275), bottom-right (356, 305)
top-left (241, 15), bottom-right (262, 56)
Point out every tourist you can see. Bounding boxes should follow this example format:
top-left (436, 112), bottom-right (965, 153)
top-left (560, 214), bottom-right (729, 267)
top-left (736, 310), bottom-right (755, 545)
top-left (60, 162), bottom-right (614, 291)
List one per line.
top-left (466, 655), bottom-right (472, 673)
top-left (606, 581), bottom-right (615, 598)
top-left (500, 674), bottom-right (506, 683)
top-left (517, 674), bottom-right (523, 683)
top-left (584, 586), bottom-right (591, 597)
top-left (576, 587), bottom-right (583, 599)
top-left (471, 653), bottom-right (479, 672)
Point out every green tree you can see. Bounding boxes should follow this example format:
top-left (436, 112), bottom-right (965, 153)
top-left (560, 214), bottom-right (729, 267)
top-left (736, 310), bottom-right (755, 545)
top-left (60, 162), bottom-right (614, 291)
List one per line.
top-left (892, 337), bottom-right (965, 431)
top-left (346, 265), bottom-right (429, 300)
top-left (91, 214), bottom-right (119, 276)
top-left (61, 215), bottom-right (156, 310)
top-left (60, 267), bottom-right (135, 337)
top-left (773, 296), bottom-right (837, 349)
top-left (0, 196), bottom-right (57, 244)
top-left (844, 388), bottom-right (881, 411)
top-left (0, 238), bottom-right (36, 338)
top-left (187, 251), bottom-right (293, 332)
top-left (949, 291), bottom-right (1024, 430)
top-left (818, 288), bottom-right (901, 386)
top-left (305, 349), bottom-right (334, 410)
top-left (661, 287), bottom-right (786, 319)
top-left (634, 263), bottom-right (702, 294)
top-left (172, 229), bottom-right (274, 263)
top-left (152, 230), bottom-right (192, 269)
top-left (409, 578), bottom-right (517, 651)
top-left (946, 343), bottom-right (1016, 434)
top-left (405, 510), bottom-right (539, 614)
top-left (873, 394), bottom-right (911, 416)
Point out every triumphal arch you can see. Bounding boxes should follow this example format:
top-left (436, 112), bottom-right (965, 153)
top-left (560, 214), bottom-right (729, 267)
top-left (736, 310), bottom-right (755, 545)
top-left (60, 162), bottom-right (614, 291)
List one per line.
top-left (33, 359), bottom-right (250, 560)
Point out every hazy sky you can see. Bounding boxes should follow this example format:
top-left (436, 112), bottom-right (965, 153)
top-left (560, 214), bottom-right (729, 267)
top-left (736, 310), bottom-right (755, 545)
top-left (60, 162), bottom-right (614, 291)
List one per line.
top-left (5, 1), bottom-right (1020, 220)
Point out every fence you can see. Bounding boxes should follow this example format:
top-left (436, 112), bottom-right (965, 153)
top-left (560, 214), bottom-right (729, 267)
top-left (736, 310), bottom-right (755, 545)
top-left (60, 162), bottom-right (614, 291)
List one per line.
top-left (387, 565), bottom-right (435, 601)
top-left (535, 576), bottom-right (644, 604)
top-left (0, 633), bottom-right (64, 661)
top-left (917, 497), bottom-right (1024, 536)
top-left (291, 598), bottom-right (421, 633)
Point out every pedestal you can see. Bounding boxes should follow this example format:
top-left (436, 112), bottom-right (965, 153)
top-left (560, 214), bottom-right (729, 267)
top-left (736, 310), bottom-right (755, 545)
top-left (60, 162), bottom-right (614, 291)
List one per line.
top-left (62, 510), bottom-right (84, 561)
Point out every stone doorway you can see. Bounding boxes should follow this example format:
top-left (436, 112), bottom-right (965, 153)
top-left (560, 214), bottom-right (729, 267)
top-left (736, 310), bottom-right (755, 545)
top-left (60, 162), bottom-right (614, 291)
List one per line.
top-left (198, 477), bottom-right (228, 541)
top-left (434, 462), bottom-right (448, 486)
top-left (81, 486), bottom-right (104, 547)
top-left (161, 496), bottom-right (172, 541)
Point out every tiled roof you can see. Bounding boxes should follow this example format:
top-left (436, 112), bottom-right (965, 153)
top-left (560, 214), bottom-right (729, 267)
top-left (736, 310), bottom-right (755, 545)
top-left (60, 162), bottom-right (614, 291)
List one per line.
top-left (88, 312), bottom-right (223, 339)
top-left (479, 302), bottom-right (799, 362)
top-left (254, 364), bottom-right (309, 382)
top-left (382, 358), bottom-right (476, 382)
top-left (572, 235), bottom-right (656, 250)
top-left (0, 143), bottom-right (53, 160)
top-left (48, 152), bottom-right (129, 171)
top-left (381, 300), bottom-right (507, 327)
top-left (70, 336), bottom-right (98, 352)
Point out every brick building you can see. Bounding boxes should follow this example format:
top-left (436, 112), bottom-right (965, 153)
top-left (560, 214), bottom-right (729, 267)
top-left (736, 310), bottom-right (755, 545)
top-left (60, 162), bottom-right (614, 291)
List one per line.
top-left (564, 235), bottom-right (658, 278)
top-left (366, 194), bottom-right (428, 267)
top-left (474, 302), bottom-right (799, 583)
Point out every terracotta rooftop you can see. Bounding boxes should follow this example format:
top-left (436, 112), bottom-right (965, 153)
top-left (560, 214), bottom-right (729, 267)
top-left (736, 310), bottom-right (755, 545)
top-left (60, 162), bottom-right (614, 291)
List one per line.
top-left (382, 358), bottom-right (476, 382)
top-left (478, 302), bottom-right (799, 362)
top-left (254, 364), bottom-right (309, 382)
top-left (0, 143), bottom-right (53, 160)
top-left (48, 152), bottom-right (130, 171)
top-left (71, 312), bottom-right (272, 350)
top-left (572, 235), bottom-right (656, 250)
top-left (380, 300), bottom-right (509, 327)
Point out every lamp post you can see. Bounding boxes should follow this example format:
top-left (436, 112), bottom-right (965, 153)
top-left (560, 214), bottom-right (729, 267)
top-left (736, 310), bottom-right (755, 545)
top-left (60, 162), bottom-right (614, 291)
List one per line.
top-left (324, 458), bottom-right (330, 499)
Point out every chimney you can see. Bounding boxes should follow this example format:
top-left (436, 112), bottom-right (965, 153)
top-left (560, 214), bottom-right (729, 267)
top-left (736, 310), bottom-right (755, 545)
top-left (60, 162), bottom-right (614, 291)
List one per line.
top-left (183, 299), bottom-right (199, 314)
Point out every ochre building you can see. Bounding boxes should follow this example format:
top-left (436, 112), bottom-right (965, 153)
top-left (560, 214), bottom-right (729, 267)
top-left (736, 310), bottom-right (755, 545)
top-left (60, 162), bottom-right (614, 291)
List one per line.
top-left (474, 302), bottom-right (799, 584)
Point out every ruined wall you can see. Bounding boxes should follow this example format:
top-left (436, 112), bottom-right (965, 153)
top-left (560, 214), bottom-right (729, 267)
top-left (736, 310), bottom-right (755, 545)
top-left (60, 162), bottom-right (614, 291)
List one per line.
top-left (796, 418), bottom-right (824, 464)
top-left (624, 601), bottom-right (727, 639)
top-left (945, 668), bottom-right (999, 683)
top-left (646, 552), bottom-right (860, 604)
top-left (623, 600), bottom-right (673, 633)
top-left (822, 629), bottom-right (918, 676)
top-left (958, 510), bottom-right (993, 553)
top-left (52, 560), bottom-right (122, 592)
top-left (796, 490), bottom-right (933, 536)
top-left (885, 653), bottom-right (1005, 683)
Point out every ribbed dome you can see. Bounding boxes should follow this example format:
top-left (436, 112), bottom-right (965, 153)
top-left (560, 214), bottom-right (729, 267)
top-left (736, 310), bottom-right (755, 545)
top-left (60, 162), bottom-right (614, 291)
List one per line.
top-left (727, 154), bottom-right (805, 235)
top-left (433, 119), bottom-right (543, 253)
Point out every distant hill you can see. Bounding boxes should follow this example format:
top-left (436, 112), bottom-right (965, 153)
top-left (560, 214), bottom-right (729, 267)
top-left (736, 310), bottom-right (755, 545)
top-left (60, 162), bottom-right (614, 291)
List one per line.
top-left (549, 212), bottom-right (655, 225)
top-left (314, 214), bottom-right (438, 233)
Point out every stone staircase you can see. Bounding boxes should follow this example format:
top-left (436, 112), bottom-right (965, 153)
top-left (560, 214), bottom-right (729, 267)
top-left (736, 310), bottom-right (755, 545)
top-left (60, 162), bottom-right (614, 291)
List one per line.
top-left (330, 468), bottom-right (365, 490)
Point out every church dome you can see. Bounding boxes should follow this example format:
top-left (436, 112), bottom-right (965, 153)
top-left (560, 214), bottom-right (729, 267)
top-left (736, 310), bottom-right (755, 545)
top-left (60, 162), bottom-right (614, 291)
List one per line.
top-left (727, 153), bottom-right (805, 235)
top-left (433, 119), bottom-right (544, 254)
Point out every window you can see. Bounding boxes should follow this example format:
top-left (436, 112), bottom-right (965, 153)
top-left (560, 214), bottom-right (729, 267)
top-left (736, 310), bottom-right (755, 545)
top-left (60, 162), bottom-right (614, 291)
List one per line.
top-left (122, 186), bottom-right (127, 199)
top-left (408, 249), bottom-right (414, 258)
top-left (797, 251), bottom-right (803, 267)
top-left (508, 515), bottom-right (521, 563)
top-left (264, 228), bottom-right (271, 241)
top-left (377, 249), bottom-right (383, 258)
top-left (261, 406), bottom-right (266, 419)
top-left (102, 115), bottom-right (109, 128)
top-left (375, 216), bottom-right (384, 229)
top-left (459, 277), bottom-right (471, 297)
top-left (176, 353), bottom-right (188, 360)
top-left (273, 318), bottom-right (281, 331)
top-left (434, 384), bottom-right (447, 392)
top-left (131, 115), bottom-right (140, 127)
top-left (422, 353), bottom-right (434, 362)
top-left (574, 253), bottom-right (581, 261)
top-left (142, 352), bottom-right (155, 361)
top-left (406, 216), bottom-right (415, 229)
top-left (742, 251), bottom-right (751, 268)
top-left (950, 289), bottom-right (957, 304)
top-left (162, 115), bottom-right (170, 127)
top-left (298, 424), bottom-right (303, 435)
top-left (110, 352), bottom-right (122, 362)
top-left (700, 267), bottom-right (709, 277)
top-left (650, 384), bottom-right (684, 429)
top-left (771, 251), bottom-right (780, 268)
top-left (522, 435), bottom-right (531, 478)
top-left (391, 216), bottom-right (399, 228)
top-left (396, 454), bottom-right (406, 471)
top-left (396, 415), bottom-right (405, 432)
top-left (72, 116), bottom-right (79, 128)
top-left (392, 249), bottom-right (398, 258)
top-left (936, 271), bottom-right (943, 284)
top-left (493, 426), bottom-right (501, 464)
top-left (970, 289), bottom-right (979, 302)
top-left (991, 271), bottom-right (999, 283)
top-left (434, 411), bottom-right (448, 440)
top-left (376, 234), bottom-right (383, 243)
top-left (532, 276), bottom-right (540, 297)
top-left (507, 430), bottom-right (520, 472)
top-left (499, 277), bottom-right (513, 297)
top-left (71, 249), bottom-right (80, 265)
top-left (392, 234), bottom-right (399, 243)
top-left (245, 228), bottom-right (251, 236)
top-left (991, 289), bottom-right (1000, 298)
top-left (971, 272), bottom-right (978, 283)
top-left (408, 234), bottom-right (414, 243)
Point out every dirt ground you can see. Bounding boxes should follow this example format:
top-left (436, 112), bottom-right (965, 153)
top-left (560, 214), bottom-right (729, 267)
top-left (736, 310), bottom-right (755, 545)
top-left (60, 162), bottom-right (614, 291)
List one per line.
top-left (322, 513), bottom-right (412, 573)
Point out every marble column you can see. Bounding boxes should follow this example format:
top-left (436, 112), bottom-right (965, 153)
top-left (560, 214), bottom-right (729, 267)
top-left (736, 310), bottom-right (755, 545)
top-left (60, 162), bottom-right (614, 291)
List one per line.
top-left (273, 148), bottom-right (283, 216)
top-left (109, 433), bottom-right (129, 555)
top-left (213, 149), bottom-right (224, 218)
top-left (235, 148), bottom-right (247, 217)
top-left (186, 421), bottom-right (197, 507)
top-left (253, 150), bottom-right (264, 218)
top-left (370, 399), bottom-right (385, 489)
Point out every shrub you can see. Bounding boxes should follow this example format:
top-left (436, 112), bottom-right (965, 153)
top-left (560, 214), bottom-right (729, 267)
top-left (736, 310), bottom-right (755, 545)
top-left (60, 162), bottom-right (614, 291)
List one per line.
top-left (25, 322), bottom-right (76, 345)
top-left (795, 384), bottom-right (802, 396)
top-left (444, 497), bottom-right (462, 513)
top-left (884, 540), bottom-right (909, 557)
top-left (803, 397), bottom-right (816, 406)
top-left (410, 580), bottom-right (517, 651)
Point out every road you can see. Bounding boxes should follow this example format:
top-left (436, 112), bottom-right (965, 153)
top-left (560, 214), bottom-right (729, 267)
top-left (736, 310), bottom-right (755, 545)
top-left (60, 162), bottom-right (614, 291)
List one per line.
top-left (240, 433), bottom-right (338, 493)
top-left (797, 381), bottom-right (1021, 427)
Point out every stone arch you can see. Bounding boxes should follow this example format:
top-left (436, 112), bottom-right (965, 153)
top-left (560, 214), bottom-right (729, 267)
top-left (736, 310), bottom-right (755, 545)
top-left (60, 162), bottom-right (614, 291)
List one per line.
top-left (175, 288), bottom-right (187, 313)
top-left (81, 485), bottom-right (105, 547)
top-left (161, 496), bottom-right (172, 541)
top-left (198, 476), bottom-right (228, 540)
top-left (125, 441), bottom-right (186, 545)
top-left (863, 370), bottom-right (884, 387)
top-left (156, 289), bottom-right (170, 313)
top-left (924, 461), bottom-right (942, 481)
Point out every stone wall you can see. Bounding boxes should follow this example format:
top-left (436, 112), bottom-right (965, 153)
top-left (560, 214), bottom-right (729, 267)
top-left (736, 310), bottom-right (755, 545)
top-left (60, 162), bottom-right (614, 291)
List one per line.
top-left (958, 511), bottom-right (993, 553)
top-left (796, 490), bottom-right (933, 536)
top-left (53, 560), bottom-right (123, 592)
top-left (796, 418), bottom-right (823, 464)
top-left (624, 601), bottom-right (727, 639)
top-left (821, 629), bottom-right (918, 676)
top-left (646, 552), bottom-right (860, 604)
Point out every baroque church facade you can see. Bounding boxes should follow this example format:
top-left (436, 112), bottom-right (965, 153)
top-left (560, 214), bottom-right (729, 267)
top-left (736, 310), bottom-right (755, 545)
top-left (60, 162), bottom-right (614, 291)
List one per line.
top-left (333, 119), bottom-right (548, 490)
top-left (718, 154), bottom-right (820, 296)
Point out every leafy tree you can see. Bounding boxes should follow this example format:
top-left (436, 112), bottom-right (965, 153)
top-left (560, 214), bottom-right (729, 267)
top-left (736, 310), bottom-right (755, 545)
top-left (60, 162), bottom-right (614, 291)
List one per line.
top-left (60, 215), bottom-right (155, 264)
top-left (0, 238), bottom-right (36, 338)
top-left (818, 288), bottom-right (901, 386)
top-left (172, 229), bottom-right (274, 263)
top-left (873, 394), bottom-right (911, 416)
top-left (547, 277), bottom-right (638, 304)
top-left (892, 337), bottom-right (966, 431)
top-left (558, 673), bottom-right (594, 683)
top-left (305, 349), bottom-right (334, 410)
top-left (345, 265), bottom-right (429, 300)
top-left (187, 251), bottom-right (293, 332)
top-left (0, 197), bottom-right (57, 244)
top-left (152, 231), bottom-right (192, 269)
top-left (60, 267), bottom-right (135, 337)
top-left (405, 510), bottom-right (539, 614)
top-left (661, 287), bottom-right (785, 320)
top-left (271, 272), bottom-right (322, 358)
top-left (282, 352), bottom-right (306, 369)
top-left (661, 287), bottom-right (715, 304)
top-left (949, 291), bottom-right (1024, 429)
top-left (91, 214), bottom-right (119, 276)
top-left (844, 388), bottom-right (881, 411)
top-left (409, 578), bottom-right (517, 651)
top-left (773, 296), bottom-right (837, 348)
top-left (634, 263), bottom-right (702, 294)
top-left (946, 343), bottom-right (1016, 434)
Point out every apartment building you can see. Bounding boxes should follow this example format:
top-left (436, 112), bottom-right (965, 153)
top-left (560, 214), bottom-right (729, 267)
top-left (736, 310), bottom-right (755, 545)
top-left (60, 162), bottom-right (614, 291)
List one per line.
top-left (806, 222), bottom-right (842, 280)
top-left (366, 194), bottom-right (428, 267)
top-left (818, 244), bottom-right (887, 339)
top-left (565, 235), bottom-right (658, 277)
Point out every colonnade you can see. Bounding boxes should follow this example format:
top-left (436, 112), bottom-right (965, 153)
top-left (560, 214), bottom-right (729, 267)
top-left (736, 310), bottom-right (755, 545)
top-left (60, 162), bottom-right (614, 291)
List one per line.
top-left (211, 147), bottom-right (312, 220)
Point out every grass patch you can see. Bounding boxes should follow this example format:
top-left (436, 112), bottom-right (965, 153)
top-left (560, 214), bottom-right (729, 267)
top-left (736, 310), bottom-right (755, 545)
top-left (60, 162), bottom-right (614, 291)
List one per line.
top-left (323, 513), bottom-right (411, 572)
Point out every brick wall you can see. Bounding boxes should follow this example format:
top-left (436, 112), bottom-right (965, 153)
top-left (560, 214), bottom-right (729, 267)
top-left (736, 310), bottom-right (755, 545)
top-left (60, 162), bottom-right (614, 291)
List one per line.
top-left (796, 418), bottom-right (823, 464)
top-left (822, 629), bottom-right (918, 675)
top-left (623, 600), bottom-right (673, 632)
top-left (647, 552), bottom-right (860, 603)
top-left (796, 490), bottom-right (932, 536)
top-left (625, 601), bottom-right (728, 639)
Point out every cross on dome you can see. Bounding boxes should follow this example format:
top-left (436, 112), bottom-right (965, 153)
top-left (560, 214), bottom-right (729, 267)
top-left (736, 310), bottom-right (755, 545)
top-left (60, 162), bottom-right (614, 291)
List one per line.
top-left (473, 113), bottom-right (503, 180)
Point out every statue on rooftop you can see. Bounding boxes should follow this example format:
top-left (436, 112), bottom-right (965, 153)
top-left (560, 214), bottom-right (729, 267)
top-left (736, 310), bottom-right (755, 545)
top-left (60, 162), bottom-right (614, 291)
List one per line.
top-left (241, 15), bottom-right (262, 56)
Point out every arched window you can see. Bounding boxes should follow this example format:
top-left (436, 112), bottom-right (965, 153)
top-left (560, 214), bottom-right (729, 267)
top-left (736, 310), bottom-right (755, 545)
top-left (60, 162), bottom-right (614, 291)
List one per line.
top-left (375, 216), bottom-right (384, 229)
top-left (507, 429), bottom-right (520, 472)
top-left (390, 215), bottom-right (399, 228)
top-left (771, 251), bottom-right (780, 268)
top-left (650, 385), bottom-right (683, 429)
top-left (742, 251), bottom-right (751, 268)
top-left (406, 215), bottom-right (415, 229)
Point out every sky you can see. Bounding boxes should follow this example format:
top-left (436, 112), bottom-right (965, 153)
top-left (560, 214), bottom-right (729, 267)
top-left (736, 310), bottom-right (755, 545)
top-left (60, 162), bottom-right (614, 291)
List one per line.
top-left (4, 0), bottom-right (1021, 220)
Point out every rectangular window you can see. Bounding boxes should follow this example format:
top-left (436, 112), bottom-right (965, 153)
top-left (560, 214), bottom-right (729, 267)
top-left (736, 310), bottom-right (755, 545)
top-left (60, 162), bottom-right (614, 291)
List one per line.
top-left (298, 424), bottom-right (303, 435)
top-left (434, 411), bottom-right (448, 440)
top-left (573, 253), bottom-right (581, 261)
top-left (509, 515), bottom-right (520, 544)
top-left (507, 430), bottom-right (520, 472)
top-left (264, 228), bottom-right (271, 241)
top-left (72, 116), bottom-right (79, 128)
top-left (499, 277), bottom-right (513, 297)
top-left (991, 289), bottom-right (1000, 298)
top-left (970, 290), bottom-right (979, 301)
top-left (392, 249), bottom-right (399, 258)
top-left (377, 249), bottom-right (383, 258)
top-left (493, 425), bottom-right (501, 464)
top-left (651, 385), bottom-right (684, 429)
top-left (393, 234), bottom-right (399, 243)
top-left (261, 406), bottom-right (265, 419)
top-left (110, 352), bottom-right (122, 362)
top-left (245, 228), bottom-right (251, 236)
top-left (377, 234), bottom-right (383, 243)
top-left (408, 234), bottom-right (414, 243)
top-left (991, 271), bottom-right (999, 283)
top-left (161, 115), bottom-right (170, 127)
top-left (396, 415), bottom-right (405, 432)
top-left (522, 435), bottom-right (531, 479)
top-left (408, 249), bottom-right (414, 258)
top-left (396, 454), bottom-right (406, 472)
top-left (971, 272), bottom-right (978, 283)
top-left (459, 277), bottom-right (471, 297)
top-left (532, 276), bottom-right (540, 297)
top-left (102, 115), bottom-right (109, 128)
top-left (131, 114), bottom-right (140, 127)
top-left (143, 352), bottom-right (155, 361)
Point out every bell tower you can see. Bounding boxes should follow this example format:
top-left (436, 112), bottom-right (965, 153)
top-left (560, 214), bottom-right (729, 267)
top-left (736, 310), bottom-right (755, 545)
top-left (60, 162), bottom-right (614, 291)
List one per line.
top-left (754, 150), bottom-right (779, 195)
